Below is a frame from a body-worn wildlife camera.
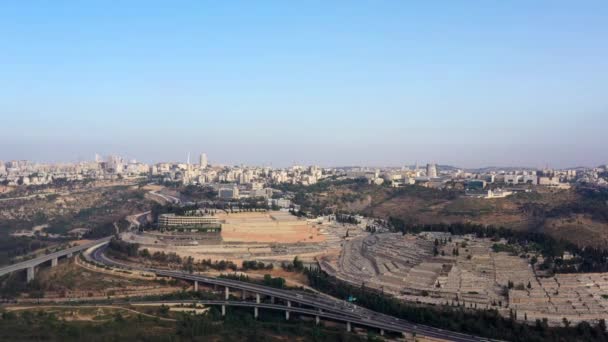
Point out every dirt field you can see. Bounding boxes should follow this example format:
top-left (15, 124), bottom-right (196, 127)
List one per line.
top-left (26, 258), bottom-right (182, 300)
top-left (218, 211), bottom-right (325, 243)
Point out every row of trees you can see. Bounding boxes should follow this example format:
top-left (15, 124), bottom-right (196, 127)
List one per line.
top-left (110, 240), bottom-right (269, 273)
top-left (241, 260), bottom-right (273, 271)
top-left (140, 249), bottom-right (239, 272)
top-left (198, 259), bottom-right (238, 272)
top-left (281, 256), bottom-right (304, 272)
top-left (335, 214), bottom-right (360, 225)
top-left (139, 249), bottom-right (182, 264)
top-left (82, 222), bottom-right (117, 239)
top-left (0, 235), bottom-right (50, 266)
top-left (218, 273), bottom-right (287, 290)
top-left (107, 239), bottom-right (139, 258)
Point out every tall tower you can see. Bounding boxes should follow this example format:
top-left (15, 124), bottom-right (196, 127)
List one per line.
top-left (426, 163), bottom-right (437, 178)
top-left (199, 153), bottom-right (208, 169)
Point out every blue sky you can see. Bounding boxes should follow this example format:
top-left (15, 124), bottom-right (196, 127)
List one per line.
top-left (1, 1), bottom-right (607, 167)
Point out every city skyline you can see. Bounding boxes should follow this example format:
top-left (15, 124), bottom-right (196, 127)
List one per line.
top-left (1, 1), bottom-right (607, 167)
top-left (0, 149), bottom-right (605, 170)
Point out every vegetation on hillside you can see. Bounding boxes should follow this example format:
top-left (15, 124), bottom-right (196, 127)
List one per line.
top-left (388, 220), bottom-right (608, 273)
top-left (286, 179), bottom-right (608, 248)
top-left (0, 305), bottom-right (368, 342)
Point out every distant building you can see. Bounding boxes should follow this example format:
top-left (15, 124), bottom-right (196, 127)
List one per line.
top-left (426, 163), bottom-right (438, 178)
top-left (251, 188), bottom-right (273, 199)
top-left (391, 177), bottom-right (415, 187)
top-left (502, 172), bottom-right (537, 185)
top-left (538, 176), bottom-right (570, 189)
top-left (199, 153), bottom-right (208, 169)
top-left (485, 189), bottom-right (513, 199)
top-left (269, 198), bottom-right (291, 209)
top-left (219, 185), bottom-right (239, 200)
top-left (466, 179), bottom-right (486, 190)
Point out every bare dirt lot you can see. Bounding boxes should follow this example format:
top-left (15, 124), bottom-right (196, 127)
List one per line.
top-left (24, 258), bottom-right (182, 300)
top-left (218, 211), bottom-right (325, 243)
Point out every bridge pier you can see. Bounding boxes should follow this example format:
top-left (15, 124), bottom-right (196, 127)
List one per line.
top-left (26, 266), bottom-right (35, 282)
top-left (380, 329), bottom-right (384, 336)
top-left (221, 305), bottom-right (226, 316)
top-left (194, 280), bottom-right (198, 291)
top-left (254, 306), bottom-right (258, 319)
top-left (315, 315), bottom-right (320, 325)
top-left (270, 296), bottom-right (274, 304)
top-left (242, 290), bottom-right (246, 300)
top-left (67, 252), bottom-right (73, 258)
top-left (256, 293), bottom-right (260, 304)
top-left (51, 258), bottom-right (58, 267)
top-left (225, 286), bottom-right (229, 300)
top-left (346, 321), bottom-right (351, 332)
top-left (285, 300), bottom-right (291, 320)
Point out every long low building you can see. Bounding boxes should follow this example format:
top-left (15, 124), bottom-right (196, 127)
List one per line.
top-left (158, 213), bottom-right (222, 232)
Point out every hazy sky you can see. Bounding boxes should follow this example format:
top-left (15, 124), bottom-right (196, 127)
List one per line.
top-left (1, 1), bottom-right (607, 168)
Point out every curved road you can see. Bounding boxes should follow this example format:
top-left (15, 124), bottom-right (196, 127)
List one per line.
top-left (0, 210), bottom-right (150, 280)
top-left (149, 191), bottom-right (181, 204)
top-left (87, 242), bottom-right (493, 342)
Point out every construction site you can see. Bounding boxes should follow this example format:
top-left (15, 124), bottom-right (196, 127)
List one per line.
top-left (123, 211), bottom-right (368, 265)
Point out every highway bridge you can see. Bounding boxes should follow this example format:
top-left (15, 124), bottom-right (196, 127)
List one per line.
top-left (0, 209), bottom-right (151, 282)
top-left (0, 234), bottom-right (493, 341)
top-left (0, 236), bottom-right (112, 282)
top-left (86, 242), bottom-right (491, 341)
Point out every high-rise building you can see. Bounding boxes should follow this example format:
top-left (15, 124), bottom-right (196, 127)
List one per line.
top-left (199, 153), bottom-right (208, 169)
top-left (426, 163), bottom-right (438, 178)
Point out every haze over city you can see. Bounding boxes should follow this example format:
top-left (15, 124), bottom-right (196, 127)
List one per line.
top-left (2, 1), bottom-right (607, 167)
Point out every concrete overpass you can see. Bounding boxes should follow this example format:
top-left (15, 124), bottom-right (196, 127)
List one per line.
top-left (0, 236), bottom-right (112, 282)
top-left (87, 242), bottom-right (491, 341)
top-left (130, 300), bottom-right (486, 339)
top-left (124, 300), bottom-right (444, 337)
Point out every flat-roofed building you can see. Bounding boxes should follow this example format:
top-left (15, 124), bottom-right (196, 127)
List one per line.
top-left (158, 213), bottom-right (221, 232)
top-left (219, 185), bottom-right (239, 200)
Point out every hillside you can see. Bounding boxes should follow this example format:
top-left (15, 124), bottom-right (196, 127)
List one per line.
top-left (295, 182), bottom-right (608, 248)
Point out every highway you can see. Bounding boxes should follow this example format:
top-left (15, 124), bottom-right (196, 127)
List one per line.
top-left (0, 236), bottom-right (112, 279)
top-left (0, 209), bottom-right (150, 280)
top-left (96, 299), bottom-right (491, 341)
top-left (149, 191), bottom-right (181, 204)
top-left (87, 242), bottom-right (491, 342)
